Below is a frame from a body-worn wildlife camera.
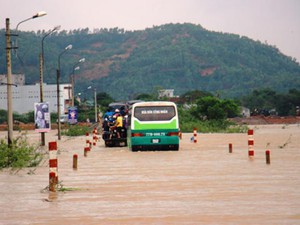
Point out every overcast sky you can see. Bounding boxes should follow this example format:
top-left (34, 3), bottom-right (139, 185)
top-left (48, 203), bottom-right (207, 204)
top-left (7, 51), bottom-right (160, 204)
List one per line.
top-left (1, 0), bottom-right (300, 62)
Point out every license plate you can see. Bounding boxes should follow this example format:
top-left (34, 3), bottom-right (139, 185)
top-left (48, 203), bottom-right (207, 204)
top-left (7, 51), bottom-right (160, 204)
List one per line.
top-left (152, 139), bottom-right (160, 143)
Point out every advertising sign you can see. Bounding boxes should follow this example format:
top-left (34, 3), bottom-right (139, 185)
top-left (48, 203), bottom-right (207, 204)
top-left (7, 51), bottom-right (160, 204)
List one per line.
top-left (34, 102), bottom-right (51, 132)
top-left (68, 107), bottom-right (78, 125)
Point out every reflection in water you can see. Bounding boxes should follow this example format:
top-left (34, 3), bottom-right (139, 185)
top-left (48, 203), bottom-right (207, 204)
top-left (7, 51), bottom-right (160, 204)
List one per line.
top-left (47, 191), bottom-right (58, 202)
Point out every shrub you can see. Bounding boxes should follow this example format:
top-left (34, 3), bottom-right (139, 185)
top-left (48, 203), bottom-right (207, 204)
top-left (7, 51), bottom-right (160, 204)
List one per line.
top-left (61, 124), bottom-right (91, 136)
top-left (0, 136), bottom-right (42, 169)
top-left (178, 106), bottom-right (247, 133)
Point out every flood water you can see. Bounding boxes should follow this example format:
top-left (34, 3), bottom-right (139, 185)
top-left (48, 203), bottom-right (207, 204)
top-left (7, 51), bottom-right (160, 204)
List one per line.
top-left (0, 124), bottom-right (299, 224)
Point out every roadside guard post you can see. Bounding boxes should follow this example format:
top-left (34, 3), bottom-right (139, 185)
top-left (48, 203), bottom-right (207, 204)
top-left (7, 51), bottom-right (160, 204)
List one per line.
top-left (266, 150), bottom-right (271, 164)
top-left (84, 147), bottom-right (90, 157)
top-left (229, 143), bottom-right (233, 153)
top-left (86, 132), bottom-right (91, 148)
top-left (248, 129), bottom-right (254, 157)
top-left (193, 127), bottom-right (197, 143)
top-left (48, 141), bottom-right (58, 192)
top-left (92, 128), bottom-right (98, 146)
top-left (73, 154), bottom-right (78, 169)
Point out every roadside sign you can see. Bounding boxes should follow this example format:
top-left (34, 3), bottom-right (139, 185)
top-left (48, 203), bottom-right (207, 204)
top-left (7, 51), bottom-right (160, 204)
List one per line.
top-left (68, 107), bottom-right (78, 125)
top-left (34, 102), bottom-right (51, 132)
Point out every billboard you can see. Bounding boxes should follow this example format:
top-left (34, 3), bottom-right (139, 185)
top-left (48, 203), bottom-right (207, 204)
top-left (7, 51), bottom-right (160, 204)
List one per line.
top-left (34, 102), bottom-right (51, 132)
top-left (68, 107), bottom-right (78, 125)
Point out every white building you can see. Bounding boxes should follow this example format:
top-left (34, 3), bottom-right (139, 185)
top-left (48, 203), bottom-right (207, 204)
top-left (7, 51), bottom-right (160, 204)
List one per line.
top-left (0, 75), bottom-right (71, 114)
top-left (241, 106), bottom-right (251, 118)
top-left (0, 74), bottom-right (25, 85)
top-left (158, 89), bottom-right (175, 98)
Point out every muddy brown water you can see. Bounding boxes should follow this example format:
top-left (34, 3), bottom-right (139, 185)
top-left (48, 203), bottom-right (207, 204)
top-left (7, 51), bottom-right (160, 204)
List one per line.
top-left (0, 124), bottom-right (299, 225)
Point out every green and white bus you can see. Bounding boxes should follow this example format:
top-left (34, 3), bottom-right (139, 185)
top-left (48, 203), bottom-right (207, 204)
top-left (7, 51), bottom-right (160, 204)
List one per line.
top-left (127, 101), bottom-right (180, 151)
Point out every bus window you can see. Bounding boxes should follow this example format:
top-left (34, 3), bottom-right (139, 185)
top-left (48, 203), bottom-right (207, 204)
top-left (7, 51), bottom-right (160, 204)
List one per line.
top-left (134, 106), bottom-right (176, 121)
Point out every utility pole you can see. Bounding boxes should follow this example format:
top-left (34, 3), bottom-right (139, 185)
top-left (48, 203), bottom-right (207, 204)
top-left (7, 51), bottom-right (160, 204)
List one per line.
top-left (40, 26), bottom-right (60, 145)
top-left (5, 18), bottom-right (13, 145)
top-left (5, 13), bottom-right (46, 145)
top-left (39, 53), bottom-right (46, 145)
top-left (56, 69), bottom-right (61, 140)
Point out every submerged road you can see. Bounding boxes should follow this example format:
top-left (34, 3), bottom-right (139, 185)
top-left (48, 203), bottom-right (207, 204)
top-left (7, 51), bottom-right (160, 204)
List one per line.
top-left (0, 124), bottom-right (299, 224)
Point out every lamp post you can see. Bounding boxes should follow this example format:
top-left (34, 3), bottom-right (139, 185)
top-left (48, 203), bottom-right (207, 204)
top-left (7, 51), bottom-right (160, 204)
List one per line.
top-left (69, 66), bottom-right (79, 106)
top-left (16, 11), bottom-right (47, 30)
top-left (5, 11), bottom-right (46, 145)
top-left (57, 44), bottom-right (72, 140)
top-left (39, 25), bottom-right (60, 146)
top-left (86, 86), bottom-right (97, 123)
top-left (71, 58), bottom-right (85, 107)
top-left (94, 88), bottom-right (97, 123)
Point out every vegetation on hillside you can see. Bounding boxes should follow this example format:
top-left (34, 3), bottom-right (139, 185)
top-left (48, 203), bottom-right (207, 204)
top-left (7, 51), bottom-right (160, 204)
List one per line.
top-left (1, 23), bottom-right (299, 100)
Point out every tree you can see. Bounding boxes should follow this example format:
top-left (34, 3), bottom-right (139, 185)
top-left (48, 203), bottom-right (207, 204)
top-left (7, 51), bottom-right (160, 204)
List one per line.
top-left (221, 99), bottom-right (240, 118)
top-left (192, 96), bottom-right (239, 120)
top-left (276, 89), bottom-right (300, 116)
top-left (135, 93), bottom-right (156, 101)
top-left (241, 89), bottom-right (277, 114)
top-left (180, 90), bottom-right (213, 104)
top-left (97, 92), bottom-right (114, 108)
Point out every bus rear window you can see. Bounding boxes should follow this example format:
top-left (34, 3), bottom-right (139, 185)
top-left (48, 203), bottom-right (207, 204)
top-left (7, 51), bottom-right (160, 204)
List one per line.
top-left (134, 106), bottom-right (176, 121)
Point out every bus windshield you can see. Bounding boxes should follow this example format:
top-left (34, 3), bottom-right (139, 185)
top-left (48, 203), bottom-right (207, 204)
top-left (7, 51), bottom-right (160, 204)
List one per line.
top-left (134, 106), bottom-right (176, 121)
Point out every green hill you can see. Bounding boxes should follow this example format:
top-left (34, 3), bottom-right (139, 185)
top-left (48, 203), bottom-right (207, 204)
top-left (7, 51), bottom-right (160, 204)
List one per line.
top-left (1, 23), bottom-right (299, 100)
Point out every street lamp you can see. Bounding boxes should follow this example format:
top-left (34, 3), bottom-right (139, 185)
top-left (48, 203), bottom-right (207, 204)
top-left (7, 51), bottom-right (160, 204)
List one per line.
top-left (16, 11), bottom-right (47, 30)
top-left (15, 11), bottom-right (47, 52)
top-left (71, 58), bottom-right (85, 107)
top-left (69, 66), bottom-right (79, 104)
top-left (57, 44), bottom-right (72, 140)
top-left (5, 11), bottom-right (46, 145)
top-left (39, 25), bottom-right (60, 146)
top-left (86, 86), bottom-right (97, 123)
top-left (42, 25), bottom-right (61, 67)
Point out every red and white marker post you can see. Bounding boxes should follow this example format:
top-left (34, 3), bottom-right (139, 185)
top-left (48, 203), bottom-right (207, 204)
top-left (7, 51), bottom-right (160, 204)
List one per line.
top-left (92, 128), bottom-right (98, 146)
top-left (48, 141), bottom-right (58, 192)
top-left (248, 129), bottom-right (254, 157)
top-left (266, 150), bottom-right (271, 164)
top-left (86, 132), bottom-right (91, 149)
top-left (229, 143), bottom-right (233, 153)
top-left (193, 127), bottom-right (197, 143)
top-left (73, 154), bottom-right (78, 169)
